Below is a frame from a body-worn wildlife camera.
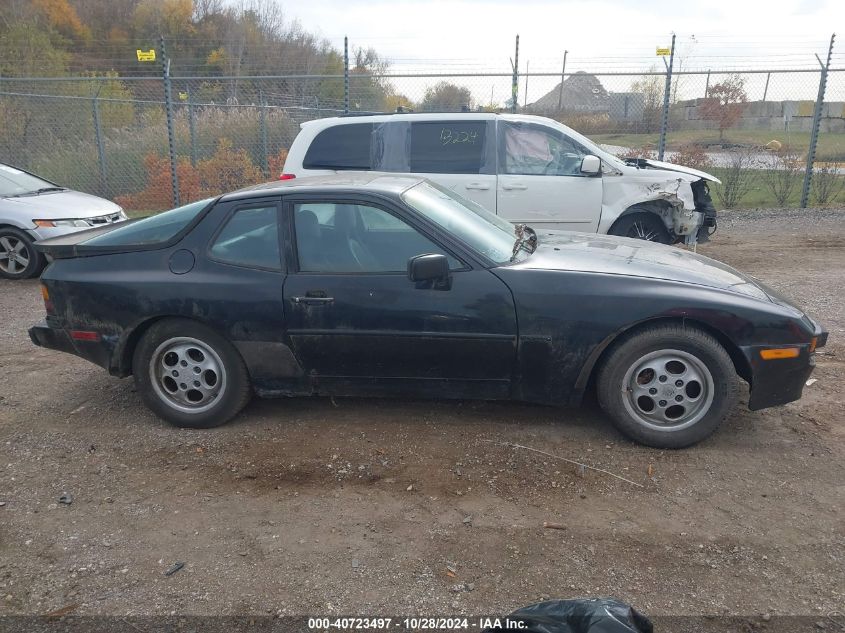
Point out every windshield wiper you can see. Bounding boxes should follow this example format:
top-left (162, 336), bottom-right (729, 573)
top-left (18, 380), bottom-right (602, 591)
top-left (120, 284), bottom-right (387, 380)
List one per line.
top-left (510, 223), bottom-right (537, 262)
top-left (4, 187), bottom-right (66, 198)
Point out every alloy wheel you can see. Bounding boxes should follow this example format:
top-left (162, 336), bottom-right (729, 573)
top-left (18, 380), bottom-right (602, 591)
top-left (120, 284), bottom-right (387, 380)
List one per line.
top-left (0, 236), bottom-right (31, 275)
top-left (149, 337), bottom-right (227, 414)
top-left (621, 349), bottom-right (715, 431)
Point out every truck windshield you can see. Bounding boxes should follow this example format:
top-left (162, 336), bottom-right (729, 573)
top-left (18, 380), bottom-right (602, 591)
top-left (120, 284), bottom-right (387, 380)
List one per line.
top-left (401, 181), bottom-right (528, 264)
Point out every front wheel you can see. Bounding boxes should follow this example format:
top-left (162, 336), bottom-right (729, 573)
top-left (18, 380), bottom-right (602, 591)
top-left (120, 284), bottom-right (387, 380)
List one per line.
top-left (0, 228), bottom-right (45, 279)
top-left (132, 319), bottom-right (251, 428)
top-left (596, 324), bottom-right (739, 448)
top-left (608, 212), bottom-right (672, 244)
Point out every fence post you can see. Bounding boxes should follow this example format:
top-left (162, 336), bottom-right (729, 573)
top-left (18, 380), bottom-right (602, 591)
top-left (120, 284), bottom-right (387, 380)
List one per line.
top-left (160, 35), bottom-right (180, 207)
top-left (762, 72), bottom-right (771, 102)
top-left (187, 85), bottom-right (197, 167)
top-left (557, 50), bottom-right (568, 111)
top-left (657, 33), bottom-right (676, 161)
top-left (704, 70), bottom-right (710, 98)
top-left (511, 34), bottom-right (519, 113)
top-left (259, 88), bottom-right (269, 177)
top-left (343, 36), bottom-right (349, 114)
top-left (92, 94), bottom-right (108, 197)
top-left (801, 32), bottom-right (835, 209)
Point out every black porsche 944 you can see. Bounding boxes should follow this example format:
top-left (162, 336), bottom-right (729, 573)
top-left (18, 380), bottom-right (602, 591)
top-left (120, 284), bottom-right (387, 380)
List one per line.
top-left (30, 174), bottom-right (826, 448)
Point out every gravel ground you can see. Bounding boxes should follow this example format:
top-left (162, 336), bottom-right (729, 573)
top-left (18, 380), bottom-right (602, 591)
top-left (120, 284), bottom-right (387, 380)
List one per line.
top-left (0, 208), bottom-right (843, 618)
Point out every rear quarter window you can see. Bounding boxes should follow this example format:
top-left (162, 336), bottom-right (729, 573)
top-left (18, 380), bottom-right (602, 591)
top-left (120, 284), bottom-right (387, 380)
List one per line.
top-left (409, 121), bottom-right (488, 174)
top-left (303, 124), bottom-right (374, 170)
top-left (82, 198), bottom-right (212, 246)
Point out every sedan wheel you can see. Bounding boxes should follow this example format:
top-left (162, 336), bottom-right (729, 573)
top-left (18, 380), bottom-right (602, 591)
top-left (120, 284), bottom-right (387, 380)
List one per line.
top-left (597, 324), bottom-right (739, 448)
top-left (133, 318), bottom-right (251, 428)
top-left (0, 229), bottom-right (44, 279)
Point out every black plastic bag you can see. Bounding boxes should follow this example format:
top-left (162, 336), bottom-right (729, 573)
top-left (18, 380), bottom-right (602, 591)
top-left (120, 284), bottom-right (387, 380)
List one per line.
top-left (483, 598), bottom-right (653, 633)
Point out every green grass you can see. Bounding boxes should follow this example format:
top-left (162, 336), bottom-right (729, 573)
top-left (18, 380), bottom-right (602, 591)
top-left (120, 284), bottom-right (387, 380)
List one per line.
top-left (592, 129), bottom-right (845, 162)
top-left (707, 167), bottom-right (845, 209)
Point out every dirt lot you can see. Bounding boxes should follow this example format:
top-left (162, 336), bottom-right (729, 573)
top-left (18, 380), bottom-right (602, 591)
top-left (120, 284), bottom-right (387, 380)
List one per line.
top-left (1, 208), bottom-right (843, 618)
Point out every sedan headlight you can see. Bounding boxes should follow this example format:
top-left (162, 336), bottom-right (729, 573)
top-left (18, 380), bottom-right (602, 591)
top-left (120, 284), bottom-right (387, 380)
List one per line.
top-left (33, 219), bottom-right (91, 228)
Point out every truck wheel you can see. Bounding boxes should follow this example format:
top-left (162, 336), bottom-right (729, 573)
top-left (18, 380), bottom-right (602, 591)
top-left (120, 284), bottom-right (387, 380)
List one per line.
top-left (132, 319), bottom-right (252, 428)
top-left (596, 324), bottom-right (739, 448)
top-left (0, 228), bottom-right (44, 279)
top-left (609, 212), bottom-right (671, 244)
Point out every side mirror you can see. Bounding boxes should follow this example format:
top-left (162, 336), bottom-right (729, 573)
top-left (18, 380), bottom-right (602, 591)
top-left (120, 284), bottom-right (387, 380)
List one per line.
top-left (408, 253), bottom-right (449, 283)
top-left (580, 155), bottom-right (601, 175)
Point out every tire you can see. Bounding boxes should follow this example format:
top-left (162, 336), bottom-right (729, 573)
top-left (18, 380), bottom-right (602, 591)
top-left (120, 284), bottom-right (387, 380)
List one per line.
top-left (608, 212), bottom-right (672, 244)
top-left (0, 227), bottom-right (45, 280)
top-left (596, 324), bottom-right (739, 448)
top-left (132, 318), bottom-right (252, 428)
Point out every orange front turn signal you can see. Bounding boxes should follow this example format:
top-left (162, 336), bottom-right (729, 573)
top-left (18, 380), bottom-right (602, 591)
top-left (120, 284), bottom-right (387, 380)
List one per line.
top-left (809, 337), bottom-right (818, 353)
top-left (40, 284), bottom-right (50, 302)
top-left (760, 347), bottom-right (800, 360)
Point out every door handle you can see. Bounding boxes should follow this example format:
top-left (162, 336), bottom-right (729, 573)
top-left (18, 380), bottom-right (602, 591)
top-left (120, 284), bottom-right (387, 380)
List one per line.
top-left (465, 182), bottom-right (490, 190)
top-left (502, 183), bottom-right (527, 191)
top-left (292, 293), bottom-right (334, 306)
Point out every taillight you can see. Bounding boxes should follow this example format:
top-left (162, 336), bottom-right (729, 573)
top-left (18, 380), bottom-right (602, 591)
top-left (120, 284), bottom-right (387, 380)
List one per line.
top-left (40, 284), bottom-right (54, 314)
top-left (279, 173), bottom-right (296, 180)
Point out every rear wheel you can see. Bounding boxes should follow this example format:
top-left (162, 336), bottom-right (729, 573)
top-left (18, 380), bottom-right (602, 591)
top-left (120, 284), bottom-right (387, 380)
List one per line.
top-left (609, 212), bottom-right (672, 244)
top-left (132, 319), bottom-right (251, 428)
top-left (596, 324), bottom-right (739, 448)
top-left (0, 228), bottom-right (44, 279)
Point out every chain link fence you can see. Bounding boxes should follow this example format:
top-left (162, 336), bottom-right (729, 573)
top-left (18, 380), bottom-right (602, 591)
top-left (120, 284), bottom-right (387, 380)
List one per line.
top-left (1, 55), bottom-right (843, 212)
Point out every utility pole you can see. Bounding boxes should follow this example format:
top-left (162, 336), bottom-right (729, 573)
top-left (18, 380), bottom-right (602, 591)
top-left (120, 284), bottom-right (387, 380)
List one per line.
top-left (524, 60), bottom-right (529, 108)
top-left (557, 50), bottom-right (568, 111)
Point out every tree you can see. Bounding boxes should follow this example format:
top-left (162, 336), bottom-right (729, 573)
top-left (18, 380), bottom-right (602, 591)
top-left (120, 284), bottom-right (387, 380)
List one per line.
top-left (699, 74), bottom-right (748, 140)
top-left (629, 68), bottom-right (664, 133)
top-left (420, 81), bottom-right (473, 112)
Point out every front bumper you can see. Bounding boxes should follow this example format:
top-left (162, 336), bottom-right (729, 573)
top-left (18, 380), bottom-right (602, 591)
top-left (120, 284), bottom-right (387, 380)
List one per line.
top-left (745, 324), bottom-right (828, 411)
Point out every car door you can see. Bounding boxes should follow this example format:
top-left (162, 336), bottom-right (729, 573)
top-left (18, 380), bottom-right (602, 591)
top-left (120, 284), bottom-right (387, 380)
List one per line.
top-left (280, 194), bottom-right (517, 399)
top-left (496, 120), bottom-right (603, 231)
top-left (402, 119), bottom-right (498, 213)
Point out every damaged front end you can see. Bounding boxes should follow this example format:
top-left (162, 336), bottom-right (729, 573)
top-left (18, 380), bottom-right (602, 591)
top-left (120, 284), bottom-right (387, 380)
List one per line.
top-left (617, 158), bottom-right (721, 246)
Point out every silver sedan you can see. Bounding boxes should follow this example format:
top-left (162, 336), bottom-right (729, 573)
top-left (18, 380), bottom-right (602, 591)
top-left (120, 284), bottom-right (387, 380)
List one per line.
top-left (0, 163), bottom-right (127, 279)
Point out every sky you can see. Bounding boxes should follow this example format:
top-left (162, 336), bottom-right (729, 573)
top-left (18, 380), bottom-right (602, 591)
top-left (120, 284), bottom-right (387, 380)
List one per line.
top-left (283, 0), bottom-right (843, 104)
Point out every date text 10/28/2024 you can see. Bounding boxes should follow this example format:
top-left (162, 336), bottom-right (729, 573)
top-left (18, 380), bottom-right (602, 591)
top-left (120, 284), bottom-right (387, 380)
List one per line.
top-left (307, 617), bottom-right (529, 630)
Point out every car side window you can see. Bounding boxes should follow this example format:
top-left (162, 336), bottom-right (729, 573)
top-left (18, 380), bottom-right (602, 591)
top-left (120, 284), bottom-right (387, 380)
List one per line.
top-left (209, 205), bottom-right (281, 270)
top-left (500, 122), bottom-right (589, 176)
top-left (409, 121), bottom-right (488, 174)
top-left (303, 124), bottom-right (373, 170)
top-left (293, 203), bottom-right (461, 273)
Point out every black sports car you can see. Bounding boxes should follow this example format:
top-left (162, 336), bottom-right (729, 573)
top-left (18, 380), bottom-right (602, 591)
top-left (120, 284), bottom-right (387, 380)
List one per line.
top-left (29, 174), bottom-right (826, 448)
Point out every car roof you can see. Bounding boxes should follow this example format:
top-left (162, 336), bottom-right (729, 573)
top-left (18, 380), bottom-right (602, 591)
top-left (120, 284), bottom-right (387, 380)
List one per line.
top-left (219, 172), bottom-right (427, 202)
top-left (299, 112), bottom-right (556, 128)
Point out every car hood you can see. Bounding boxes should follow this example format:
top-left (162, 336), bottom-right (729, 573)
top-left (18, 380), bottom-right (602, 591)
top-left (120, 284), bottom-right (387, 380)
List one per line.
top-left (0, 189), bottom-right (121, 219)
top-left (637, 159), bottom-right (721, 184)
top-left (512, 230), bottom-right (771, 301)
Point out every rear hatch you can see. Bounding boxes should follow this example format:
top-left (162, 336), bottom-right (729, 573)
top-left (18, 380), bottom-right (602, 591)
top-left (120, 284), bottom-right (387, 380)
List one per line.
top-left (34, 219), bottom-right (145, 258)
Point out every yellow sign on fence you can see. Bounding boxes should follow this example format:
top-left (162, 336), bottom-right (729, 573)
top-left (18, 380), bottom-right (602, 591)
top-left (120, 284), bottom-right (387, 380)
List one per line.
top-left (178, 92), bottom-right (188, 101)
top-left (656, 47), bottom-right (671, 56)
top-left (136, 49), bottom-right (156, 62)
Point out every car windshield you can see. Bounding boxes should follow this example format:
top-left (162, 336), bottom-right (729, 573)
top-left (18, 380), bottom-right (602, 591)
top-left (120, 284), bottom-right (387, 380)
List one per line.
top-left (82, 198), bottom-right (213, 246)
top-left (401, 181), bottom-right (527, 264)
top-left (0, 164), bottom-right (57, 197)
